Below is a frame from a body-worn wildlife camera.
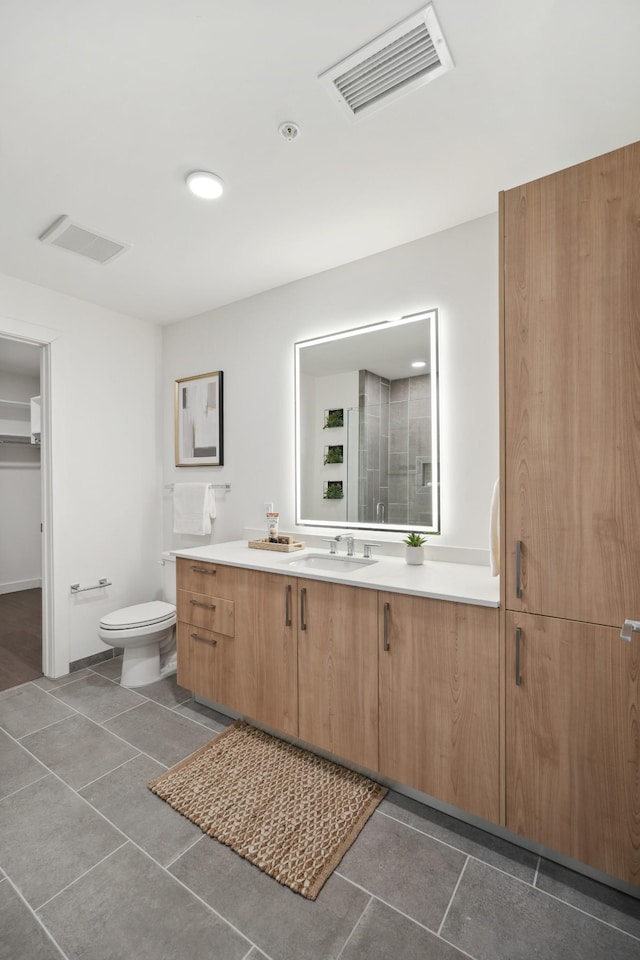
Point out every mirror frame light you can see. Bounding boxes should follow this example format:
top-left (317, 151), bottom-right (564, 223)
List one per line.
top-left (295, 309), bottom-right (439, 535)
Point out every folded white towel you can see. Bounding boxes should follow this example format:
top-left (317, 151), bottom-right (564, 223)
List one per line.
top-left (173, 483), bottom-right (215, 535)
top-left (489, 478), bottom-right (500, 577)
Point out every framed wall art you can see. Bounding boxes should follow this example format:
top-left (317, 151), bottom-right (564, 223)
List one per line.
top-left (174, 370), bottom-right (224, 466)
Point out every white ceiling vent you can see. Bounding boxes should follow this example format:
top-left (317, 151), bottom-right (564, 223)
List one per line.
top-left (319, 4), bottom-right (454, 119)
top-left (39, 215), bottom-right (130, 264)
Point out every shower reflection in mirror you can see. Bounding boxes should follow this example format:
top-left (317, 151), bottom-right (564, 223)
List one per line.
top-left (295, 310), bottom-right (439, 535)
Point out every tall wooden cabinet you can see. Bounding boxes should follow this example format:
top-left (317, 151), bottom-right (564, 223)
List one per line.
top-left (501, 139), bottom-right (640, 887)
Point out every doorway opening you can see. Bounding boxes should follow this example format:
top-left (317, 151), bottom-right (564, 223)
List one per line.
top-left (0, 336), bottom-right (46, 690)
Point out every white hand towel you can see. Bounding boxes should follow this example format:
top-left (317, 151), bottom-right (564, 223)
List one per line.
top-left (173, 483), bottom-right (214, 535)
top-left (489, 477), bottom-right (500, 577)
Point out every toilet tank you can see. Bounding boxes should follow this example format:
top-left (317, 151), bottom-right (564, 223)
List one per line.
top-left (161, 552), bottom-right (177, 604)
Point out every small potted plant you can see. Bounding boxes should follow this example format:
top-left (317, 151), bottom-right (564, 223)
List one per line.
top-left (403, 532), bottom-right (427, 565)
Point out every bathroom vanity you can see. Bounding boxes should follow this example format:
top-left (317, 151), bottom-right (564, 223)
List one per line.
top-left (173, 541), bottom-right (500, 825)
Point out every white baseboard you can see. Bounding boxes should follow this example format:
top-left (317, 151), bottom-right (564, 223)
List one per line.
top-left (0, 578), bottom-right (42, 595)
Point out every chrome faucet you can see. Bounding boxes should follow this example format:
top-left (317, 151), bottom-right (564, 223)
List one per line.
top-left (334, 533), bottom-right (355, 557)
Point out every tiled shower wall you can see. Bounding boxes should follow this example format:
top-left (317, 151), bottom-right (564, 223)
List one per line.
top-left (358, 370), bottom-right (432, 526)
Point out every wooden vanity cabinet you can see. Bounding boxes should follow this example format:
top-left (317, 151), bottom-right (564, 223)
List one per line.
top-left (378, 592), bottom-right (500, 823)
top-left (297, 578), bottom-right (379, 771)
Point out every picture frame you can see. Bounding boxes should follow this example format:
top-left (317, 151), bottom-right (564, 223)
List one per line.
top-left (174, 371), bottom-right (223, 467)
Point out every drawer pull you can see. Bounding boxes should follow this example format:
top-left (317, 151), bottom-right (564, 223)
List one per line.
top-left (190, 632), bottom-right (217, 646)
top-left (190, 599), bottom-right (216, 610)
top-left (190, 565), bottom-right (216, 575)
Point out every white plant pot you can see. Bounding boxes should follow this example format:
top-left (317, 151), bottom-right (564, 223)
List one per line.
top-left (405, 545), bottom-right (425, 565)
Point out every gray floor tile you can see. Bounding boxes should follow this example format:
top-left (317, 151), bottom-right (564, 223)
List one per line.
top-left (32, 669), bottom-right (92, 690)
top-left (170, 834), bottom-right (370, 960)
top-left (536, 859), bottom-right (640, 939)
top-left (79, 754), bottom-right (202, 866)
top-left (0, 774), bottom-right (123, 908)
top-left (337, 810), bottom-right (466, 931)
top-left (442, 858), bottom-right (640, 960)
top-left (0, 880), bottom-right (65, 960)
top-left (89, 656), bottom-right (124, 680)
top-left (103, 700), bottom-right (214, 766)
top-left (131, 673), bottom-right (192, 708)
top-left (381, 790), bottom-right (538, 883)
top-left (38, 842), bottom-right (249, 960)
top-left (0, 684), bottom-right (75, 739)
top-left (341, 899), bottom-right (467, 960)
top-left (20, 714), bottom-right (139, 790)
top-left (48, 673), bottom-right (146, 723)
top-left (172, 698), bottom-right (234, 731)
top-left (0, 728), bottom-right (48, 800)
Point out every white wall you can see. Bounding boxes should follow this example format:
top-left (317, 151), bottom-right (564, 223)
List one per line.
top-left (163, 213), bottom-right (499, 558)
top-left (0, 273), bottom-right (163, 675)
top-left (0, 370), bottom-right (41, 592)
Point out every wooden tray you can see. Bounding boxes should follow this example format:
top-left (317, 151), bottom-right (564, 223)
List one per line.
top-left (248, 537), bottom-right (305, 553)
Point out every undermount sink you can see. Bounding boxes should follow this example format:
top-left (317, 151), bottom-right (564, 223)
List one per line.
top-left (281, 552), bottom-right (378, 573)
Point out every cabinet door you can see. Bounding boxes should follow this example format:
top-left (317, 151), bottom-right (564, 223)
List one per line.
top-left (506, 611), bottom-right (640, 886)
top-left (242, 572), bottom-right (298, 737)
top-left (502, 141), bottom-right (640, 625)
top-left (297, 579), bottom-right (378, 770)
top-left (379, 593), bottom-right (500, 823)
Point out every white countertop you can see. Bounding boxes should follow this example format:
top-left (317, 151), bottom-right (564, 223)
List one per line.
top-left (171, 540), bottom-right (500, 608)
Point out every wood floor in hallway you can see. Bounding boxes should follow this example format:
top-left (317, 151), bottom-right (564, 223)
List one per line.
top-left (0, 588), bottom-right (42, 691)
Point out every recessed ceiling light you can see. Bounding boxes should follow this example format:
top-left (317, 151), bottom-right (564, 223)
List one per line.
top-left (411, 360), bottom-right (427, 368)
top-left (186, 171), bottom-right (224, 200)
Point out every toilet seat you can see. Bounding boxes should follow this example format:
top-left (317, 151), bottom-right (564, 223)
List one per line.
top-left (99, 601), bottom-right (175, 632)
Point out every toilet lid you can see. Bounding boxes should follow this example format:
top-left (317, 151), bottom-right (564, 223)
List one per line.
top-left (100, 601), bottom-right (176, 630)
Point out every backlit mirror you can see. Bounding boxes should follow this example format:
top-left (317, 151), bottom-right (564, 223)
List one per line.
top-left (295, 310), bottom-right (439, 534)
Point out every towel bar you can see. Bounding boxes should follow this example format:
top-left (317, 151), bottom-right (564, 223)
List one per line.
top-left (70, 578), bottom-right (112, 594)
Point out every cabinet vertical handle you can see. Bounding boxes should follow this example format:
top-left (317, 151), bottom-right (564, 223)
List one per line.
top-left (300, 587), bottom-right (307, 632)
top-left (515, 627), bottom-right (522, 686)
top-left (285, 584), bottom-right (292, 626)
top-left (515, 541), bottom-right (523, 599)
top-left (383, 602), bottom-right (390, 651)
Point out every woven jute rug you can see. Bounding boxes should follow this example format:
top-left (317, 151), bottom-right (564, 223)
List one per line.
top-left (148, 719), bottom-right (387, 899)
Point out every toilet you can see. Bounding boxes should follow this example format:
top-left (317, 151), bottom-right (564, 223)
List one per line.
top-left (98, 553), bottom-right (177, 688)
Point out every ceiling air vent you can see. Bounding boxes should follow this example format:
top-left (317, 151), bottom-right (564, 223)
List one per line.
top-left (39, 215), bottom-right (130, 264)
top-left (319, 3), bottom-right (454, 119)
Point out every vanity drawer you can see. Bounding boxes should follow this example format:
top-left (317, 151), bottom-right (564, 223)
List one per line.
top-left (177, 557), bottom-right (248, 601)
top-left (177, 588), bottom-right (235, 636)
top-left (176, 622), bottom-right (235, 707)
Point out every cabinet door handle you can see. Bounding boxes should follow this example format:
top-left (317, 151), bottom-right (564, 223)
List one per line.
top-left (285, 584), bottom-right (292, 626)
top-left (515, 627), bottom-right (522, 686)
top-left (190, 599), bottom-right (216, 610)
top-left (383, 602), bottom-right (390, 651)
top-left (300, 587), bottom-right (307, 632)
top-left (190, 632), bottom-right (217, 646)
top-left (190, 565), bottom-right (216, 575)
top-left (515, 541), bottom-right (523, 599)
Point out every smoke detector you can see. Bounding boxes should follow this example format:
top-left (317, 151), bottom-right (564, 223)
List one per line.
top-left (39, 215), bottom-right (129, 264)
top-left (278, 122), bottom-right (300, 142)
top-left (319, 3), bottom-right (454, 119)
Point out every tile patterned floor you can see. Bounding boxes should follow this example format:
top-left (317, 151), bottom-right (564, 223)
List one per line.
top-left (0, 659), bottom-right (638, 960)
